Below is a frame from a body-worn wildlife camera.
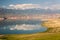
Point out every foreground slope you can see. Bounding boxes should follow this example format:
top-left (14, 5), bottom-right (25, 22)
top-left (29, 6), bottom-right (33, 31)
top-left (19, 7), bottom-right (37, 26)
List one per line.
top-left (0, 32), bottom-right (60, 40)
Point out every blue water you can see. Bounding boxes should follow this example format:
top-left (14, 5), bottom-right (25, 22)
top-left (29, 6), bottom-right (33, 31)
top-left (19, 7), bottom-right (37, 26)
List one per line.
top-left (0, 20), bottom-right (47, 34)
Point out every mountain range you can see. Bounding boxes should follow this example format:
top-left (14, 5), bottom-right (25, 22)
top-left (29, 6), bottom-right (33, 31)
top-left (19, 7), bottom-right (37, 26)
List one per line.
top-left (0, 8), bottom-right (60, 15)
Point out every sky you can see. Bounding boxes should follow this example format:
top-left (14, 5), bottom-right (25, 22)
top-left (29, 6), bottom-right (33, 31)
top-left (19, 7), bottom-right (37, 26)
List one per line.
top-left (0, 0), bottom-right (60, 10)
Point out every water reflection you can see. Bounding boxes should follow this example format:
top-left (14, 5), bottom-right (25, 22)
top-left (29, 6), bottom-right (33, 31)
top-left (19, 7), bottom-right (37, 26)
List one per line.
top-left (0, 20), bottom-right (47, 34)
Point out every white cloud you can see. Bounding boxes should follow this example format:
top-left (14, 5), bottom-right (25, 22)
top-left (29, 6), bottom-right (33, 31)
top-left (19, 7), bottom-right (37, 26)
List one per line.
top-left (9, 24), bottom-right (42, 30)
top-left (2, 4), bottom-right (60, 10)
top-left (7, 4), bottom-right (40, 10)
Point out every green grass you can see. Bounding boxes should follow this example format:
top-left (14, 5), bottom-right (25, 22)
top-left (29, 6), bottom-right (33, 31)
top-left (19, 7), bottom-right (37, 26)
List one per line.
top-left (0, 32), bottom-right (60, 40)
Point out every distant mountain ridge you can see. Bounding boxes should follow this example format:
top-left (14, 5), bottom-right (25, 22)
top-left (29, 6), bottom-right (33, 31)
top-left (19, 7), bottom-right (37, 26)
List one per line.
top-left (0, 8), bottom-right (60, 15)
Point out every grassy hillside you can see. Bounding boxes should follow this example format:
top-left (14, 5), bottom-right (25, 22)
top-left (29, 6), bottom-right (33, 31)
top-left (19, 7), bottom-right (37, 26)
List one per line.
top-left (0, 32), bottom-right (60, 40)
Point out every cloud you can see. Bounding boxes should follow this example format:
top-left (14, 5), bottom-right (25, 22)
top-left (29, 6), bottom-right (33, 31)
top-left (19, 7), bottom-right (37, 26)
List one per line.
top-left (41, 4), bottom-right (60, 10)
top-left (50, 4), bottom-right (60, 10)
top-left (2, 4), bottom-right (60, 10)
top-left (7, 4), bottom-right (40, 10)
top-left (9, 24), bottom-right (42, 30)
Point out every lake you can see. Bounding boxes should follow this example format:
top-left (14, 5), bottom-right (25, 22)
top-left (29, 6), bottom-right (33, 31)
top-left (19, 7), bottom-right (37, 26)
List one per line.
top-left (0, 20), bottom-right (47, 34)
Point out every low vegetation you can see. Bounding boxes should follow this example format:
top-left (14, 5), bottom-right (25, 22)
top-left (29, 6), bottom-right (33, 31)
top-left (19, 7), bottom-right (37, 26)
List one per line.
top-left (0, 32), bottom-right (60, 40)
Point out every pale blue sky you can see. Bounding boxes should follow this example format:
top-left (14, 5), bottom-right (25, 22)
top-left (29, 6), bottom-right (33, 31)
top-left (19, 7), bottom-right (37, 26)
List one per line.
top-left (0, 0), bottom-right (60, 6)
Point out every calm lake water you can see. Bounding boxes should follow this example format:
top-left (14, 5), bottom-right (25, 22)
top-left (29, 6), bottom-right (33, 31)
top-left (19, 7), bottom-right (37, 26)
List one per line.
top-left (0, 20), bottom-right (47, 34)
